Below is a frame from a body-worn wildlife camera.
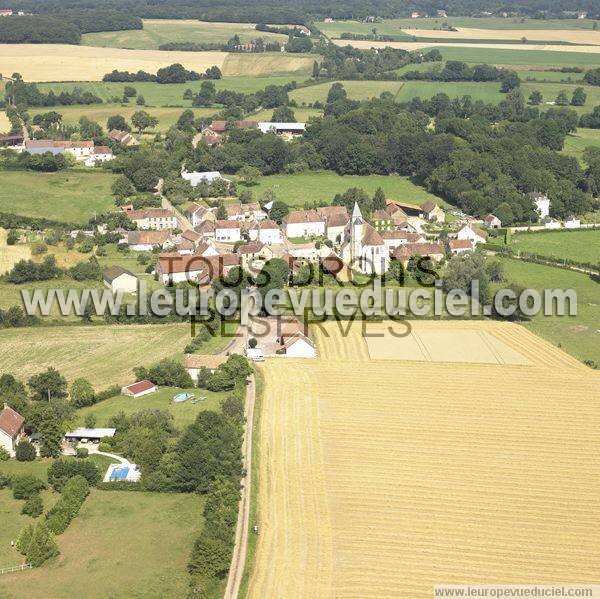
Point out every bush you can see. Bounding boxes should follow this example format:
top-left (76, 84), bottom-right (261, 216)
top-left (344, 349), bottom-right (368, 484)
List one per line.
top-left (98, 442), bottom-right (112, 452)
top-left (18, 521), bottom-right (59, 567)
top-left (0, 473), bottom-right (11, 488)
top-left (0, 446), bottom-right (9, 461)
top-left (76, 447), bottom-right (89, 458)
top-left (46, 475), bottom-right (90, 535)
top-left (12, 475), bottom-right (46, 500)
top-left (15, 440), bottom-right (37, 462)
top-left (47, 458), bottom-right (100, 492)
top-left (22, 494), bottom-right (44, 518)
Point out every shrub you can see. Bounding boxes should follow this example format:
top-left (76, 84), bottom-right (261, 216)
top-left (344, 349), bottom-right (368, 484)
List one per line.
top-left (19, 522), bottom-right (59, 567)
top-left (47, 458), bottom-right (100, 492)
top-left (15, 440), bottom-right (37, 462)
top-left (98, 442), bottom-right (112, 452)
top-left (0, 446), bottom-right (9, 461)
top-left (76, 447), bottom-right (89, 458)
top-left (46, 475), bottom-right (90, 535)
top-left (248, 337), bottom-right (257, 349)
top-left (12, 475), bottom-right (46, 500)
top-left (0, 473), bottom-right (11, 488)
top-left (22, 494), bottom-right (44, 518)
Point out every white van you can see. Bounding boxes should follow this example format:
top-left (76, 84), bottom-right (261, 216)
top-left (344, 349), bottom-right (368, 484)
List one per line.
top-left (246, 347), bottom-right (265, 362)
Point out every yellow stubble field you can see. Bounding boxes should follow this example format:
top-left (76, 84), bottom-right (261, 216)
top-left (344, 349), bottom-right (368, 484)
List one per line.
top-left (249, 320), bottom-right (600, 598)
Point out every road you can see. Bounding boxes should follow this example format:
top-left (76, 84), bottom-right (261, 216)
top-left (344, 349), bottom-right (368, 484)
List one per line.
top-left (223, 373), bottom-right (256, 599)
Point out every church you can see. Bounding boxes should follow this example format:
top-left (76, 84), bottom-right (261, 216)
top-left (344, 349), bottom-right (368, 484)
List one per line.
top-left (340, 203), bottom-right (389, 275)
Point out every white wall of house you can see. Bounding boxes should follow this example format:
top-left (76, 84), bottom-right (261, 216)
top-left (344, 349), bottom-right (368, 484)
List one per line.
top-left (106, 273), bottom-right (137, 294)
top-left (0, 429), bottom-right (17, 457)
top-left (134, 217), bottom-right (178, 231)
top-left (457, 226), bottom-right (486, 245)
top-left (215, 227), bottom-right (241, 242)
top-left (535, 197), bottom-right (550, 219)
top-left (249, 228), bottom-right (283, 244)
top-left (564, 218), bottom-right (581, 229)
top-left (326, 225), bottom-right (345, 244)
top-left (285, 221), bottom-right (325, 239)
top-left (285, 338), bottom-right (316, 358)
top-left (158, 269), bottom-right (204, 285)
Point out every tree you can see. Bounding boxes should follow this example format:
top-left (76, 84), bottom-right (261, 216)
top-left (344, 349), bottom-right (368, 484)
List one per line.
top-left (0, 373), bottom-right (27, 414)
top-left (499, 70), bottom-right (520, 93)
top-left (15, 440), bottom-right (36, 462)
top-left (70, 378), bottom-right (95, 408)
top-left (372, 187), bottom-right (386, 211)
top-left (123, 85), bottom-right (137, 98)
top-left (188, 530), bottom-right (231, 579)
top-left (555, 90), bottom-right (569, 106)
top-left (78, 116), bottom-right (102, 139)
top-left (238, 165), bottom-right (261, 186)
top-left (24, 522), bottom-right (59, 567)
top-left (28, 368), bottom-right (67, 401)
top-left (571, 87), bottom-right (587, 107)
top-left (12, 475), bottom-right (46, 500)
top-left (216, 201), bottom-right (227, 220)
top-left (84, 414), bottom-right (97, 428)
top-left (21, 494), bottom-right (43, 518)
top-left (269, 200), bottom-right (289, 223)
top-left (131, 110), bottom-right (159, 134)
top-left (111, 175), bottom-right (135, 198)
top-left (136, 95), bottom-right (146, 106)
top-left (528, 90), bottom-right (543, 105)
top-left (442, 250), bottom-right (490, 305)
top-left (486, 261), bottom-right (504, 282)
top-left (271, 105), bottom-right (296, 122)
top-left (106, 115), bottom-right (130, 132)
top-left (312, 60), bottom-right (320, 78)
top-left (327, 82), bottom-right (347, 104)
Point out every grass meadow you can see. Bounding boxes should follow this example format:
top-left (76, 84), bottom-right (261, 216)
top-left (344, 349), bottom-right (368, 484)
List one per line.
top-left (0, 170), bottom-right (115, 224)
top-left (495, 257), bottom-right (600, 365)
top-left (77, 386), bottom-right (229, 431)
top-left (238, 170), bottom-right (445, 207)
top-left (0, 490), bottom-right (204, 598)
top-left (563, 129), bottom-right (600, 162)
top-left (509, 228), bottom-right (600, 264)
top-left (81, 19), bottom-right (287, 50)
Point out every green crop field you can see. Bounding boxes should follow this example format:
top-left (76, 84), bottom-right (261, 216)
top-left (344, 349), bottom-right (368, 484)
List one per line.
top-left (76, 386), bottom-right (229, 431)
top-left (509, 229), bottom-right (600, 264)
top-left (0, 490), bottom-right (204, 599)
top-left (563, 129), bottom-right (600, 162)
top-left (82, 19), bottom-right (287, 50)
top-left (494, 257), bottom-right (600, 365)
top-left (517, 69), bottom-right (585, 82)
top-left (317, 18), bottom-right (600, 39)
top-left (0, 170), bottom-right (115, 225)
top-left (238, 170), bottom-right (446, 207)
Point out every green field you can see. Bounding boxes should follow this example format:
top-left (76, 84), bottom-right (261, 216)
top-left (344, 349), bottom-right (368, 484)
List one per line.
top-left (291, 80), bottom-right (405, 104)
top-left (518, 69), bottom-right (585, 82)
top-left (317, 18), bottom-right (600, 38)
top-left (82, 19), bottom-right (287, 50)
top-left (495, 257), bottom-right (600, 365)
top-left (0, 490), bottom-right (204, 598)
top-left (77, 386), bottom-right (229, 430)
top-left (239, 170), bottom-right (446, 206)
top-left (563, 128), bottom-right (600, 162)
top-left (0, 170), bottom-right (115, 225)
top-left (510, 229), bottom-right (600, 264)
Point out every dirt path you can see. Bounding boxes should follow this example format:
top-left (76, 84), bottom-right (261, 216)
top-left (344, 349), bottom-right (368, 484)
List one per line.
top-left (223, 373), bottom-right (256, 599)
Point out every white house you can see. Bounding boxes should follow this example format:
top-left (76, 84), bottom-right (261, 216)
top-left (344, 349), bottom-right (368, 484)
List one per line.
top-left (85, 146), bottom-right (114, 167)
top-left (0, 404), bottom-right (25, 457)
top-left (121, 380), bottom-right (157, 398)
top-left (381, 230), bottom-right (425, 253)
top-left (279, 333), bottom-right (316, 358)
top-left (283, 210), bottom-right (326, 239)
top-left (544, 218), bottom-right (561, 230)
top-left (182, 170), bottom-right (230, 187)
top-left (484, 213), bottom-right (502, 228)
top-left (288, 242), bottom-right (321, 263)
top-left (247, 220), bottom-right (283, 244)
top-left (457, 224), bottom-right (488, 245)
top-left (103, 266), bottom-right (138, 294)
top-left (187, 203), bottom-right (215, 227)
top-left (156, 253), bottom-right (239, 285)
top-left (124, 207), bottom-right (178, 230)
top-left (257, 122), bottom-right (306, 138)
top-left (564, 216), bottom-right (581, 229)
top-left (214, 220), bottom-right (241, 242)
top-left (126, 230), bottom-right (172, 251)
top-left (531, 192), bottom-right (551, 220)
top-left (184, 354), bottom-right (227, 381)
top-left (448, 239), bottom-right (474, 255)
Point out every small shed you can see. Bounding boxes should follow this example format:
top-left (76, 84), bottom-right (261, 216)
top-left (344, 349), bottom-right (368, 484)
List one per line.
top-left (64, 428), bottom-right (116, 443)
top-left (103, 266), bottom-right (138, 294)
top-left (121, 380), bottom-right (158, 398)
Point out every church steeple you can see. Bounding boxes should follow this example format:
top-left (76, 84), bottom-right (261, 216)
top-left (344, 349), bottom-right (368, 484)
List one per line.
top-left (351, 202), bottom-right (363, 268)
top-left (351, 201), bottom-right (363, 224)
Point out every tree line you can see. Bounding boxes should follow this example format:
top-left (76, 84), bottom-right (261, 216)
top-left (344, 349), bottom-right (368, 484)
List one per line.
top-left (102, 63), bottom-right (222, 84)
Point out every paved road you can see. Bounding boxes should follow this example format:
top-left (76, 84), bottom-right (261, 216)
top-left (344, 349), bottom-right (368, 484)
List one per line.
top-left (223, 373), bottom-right (256, 599)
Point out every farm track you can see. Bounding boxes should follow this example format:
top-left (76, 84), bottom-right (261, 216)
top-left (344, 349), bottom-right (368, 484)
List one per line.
top-left (248, 320), bottom-right (600, 598)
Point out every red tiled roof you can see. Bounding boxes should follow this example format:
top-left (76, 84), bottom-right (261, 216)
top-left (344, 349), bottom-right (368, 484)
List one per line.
top-left (157, 252), bottom-right (239, 275)
top-left (395, 242), bottom-right (444, 259)
top-left (0, 405), bottom-right (24, 437)
top-left (363, 224), bottom-right (384, 246)
top-left (283, 210), bottom-right (324, 225)
top-left (449, 239), bottom-right (473, 250)
top-left (381, 231), bottom-right (423, 243)
top-left (215, 220), bottom-right (241, 229)
top-left (238, 241), bottom-right (265, 255)
top-left (123, 380), bottom-right (156, 395)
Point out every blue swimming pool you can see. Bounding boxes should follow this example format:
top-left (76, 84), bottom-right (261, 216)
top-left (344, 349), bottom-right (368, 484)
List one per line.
top-left (110, 466), bottom-right (130, 481)
top-left (173, 392), bottom-right (194, 403)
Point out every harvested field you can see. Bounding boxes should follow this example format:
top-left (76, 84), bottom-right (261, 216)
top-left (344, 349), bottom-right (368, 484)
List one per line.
top-left (221, 52), bottom-right (315, 76)
top-left (0, 323), bottom-right (190, 388)
top-left (0, 228), bottom-right (31, 275)
top-left (249, 320), bottom-right (600, 598)
top-left (0, 44), bottom-right (227, 82)
top-left (333, 38), bottom-right (600, 55)
top-left (0, 109), bottom-right (10, 133)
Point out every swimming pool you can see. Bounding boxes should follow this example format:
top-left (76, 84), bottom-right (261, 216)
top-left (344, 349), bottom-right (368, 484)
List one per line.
top-left (173, 392), bottom-right (194, 403)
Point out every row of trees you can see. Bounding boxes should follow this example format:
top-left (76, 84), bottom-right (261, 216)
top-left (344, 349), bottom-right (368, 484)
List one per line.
top-left (103, 63), bottom-right (222, 84)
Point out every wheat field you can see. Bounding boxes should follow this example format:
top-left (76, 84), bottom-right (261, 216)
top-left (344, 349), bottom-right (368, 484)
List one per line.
top-left (409, 27), bottom-right (600, 44)
top-left (0, 228), bottom-right (31, 275)
top-left (248, 320), bottom-right (600, 598)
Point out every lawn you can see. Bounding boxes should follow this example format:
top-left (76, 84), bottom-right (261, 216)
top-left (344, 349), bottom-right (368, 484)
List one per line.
top-left (563, 128), bottom-right (600, 162)
top-left (0, 170), bottom-right (115, 225)
top-left (77, 386), bottom-right (229, 430)
top-left (238, 170), bottom-right (446, 207)
top-left (0, 490), bottom-right (204, 598)
top-left (82, 19), bottom-right (287, 50)
top-left (509, 229), bottom-right (600, 264)
top-left (0, 323), bottom-right (191, 389)
top-left (495, 256), bottom-right (600, 365)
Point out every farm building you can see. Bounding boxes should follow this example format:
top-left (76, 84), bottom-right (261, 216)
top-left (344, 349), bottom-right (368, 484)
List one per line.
top-left (208, 120), bottom-right (257, 134)
top-left (544, 218), bottom-right (561, 230)
top-left (394, 242), bottom-right (445, 268)
top-left (257, 122), bottom-right (306, 137)
top-left (0, 404), bottom-right (25, 457)
top-left (109, 129), bottom-right (139, 146)
top-left (279, 332), bottom-right (316, 358)
top-left (103, 266), bottom-right (137, 294)
top-left (457, 224), bottom-right (488, 245)
top-left (123, 206), bottom-right (178, 230)
top-left (121, 380), bottom-right (158, 398)
top-left (126, 230), bottom-right (172, 251)
top-left (484, 213), bottom-right (502, 228)
top-left (156, 252), bottom-right (239, 285)
top-left (564, 216), bottom-right (581, 229)
top-left (85, 146), bottom-right (114, 167)
top-left (421, 201), bottom-right (445, 223)
top-left (449, 239), bottom-right (474, 255)
top-left (185, 354), bottom-right (227, 380)
top-left (64, 427), bottom-right (116, 443)
top-left (182, 170), bottom-right (230, 187)
top-left (187, 203), bottom-right (215, 227)
top-left (283, 210), bottom-right (326, 239)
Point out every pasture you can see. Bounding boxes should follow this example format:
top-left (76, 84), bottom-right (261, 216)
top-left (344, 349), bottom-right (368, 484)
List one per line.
top-left (0, 323), bottom-right (191, 388)
top-left (248, 320), bottom-right (600, 598)
top-left (0, 228), bottom-right (31, 275)
top-left (0, 170), bottom-right (115, 225)
top-left (81, 19), bottom-right (286, 50)
top-left (495, 257), bottom-right (600, 365)
top-left (0, 490), bottom-right (204, 599)
top-left (290, 80), bottom-right (404, 104)
top-left (510, 228), bottom-right (600, 264)
top-left (239, 171), bottom-right (445, 207)
top-left (563, 128), bottom-right (600, 162)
